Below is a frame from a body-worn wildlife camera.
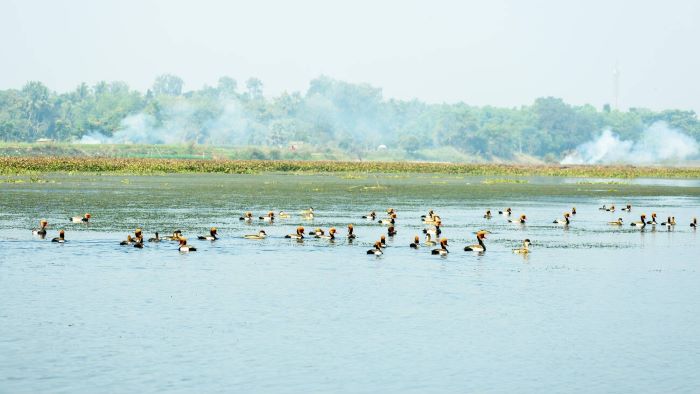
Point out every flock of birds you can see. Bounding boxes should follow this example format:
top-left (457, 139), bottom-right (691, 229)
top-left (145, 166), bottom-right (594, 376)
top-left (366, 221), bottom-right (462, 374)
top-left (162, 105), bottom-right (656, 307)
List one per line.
top-left (30, 205), bottom-right (698, 255)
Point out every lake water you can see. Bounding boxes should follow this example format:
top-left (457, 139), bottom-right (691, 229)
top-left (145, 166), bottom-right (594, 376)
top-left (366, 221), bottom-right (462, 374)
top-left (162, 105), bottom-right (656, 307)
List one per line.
top-left (1, 173), bottom-right (700, 393)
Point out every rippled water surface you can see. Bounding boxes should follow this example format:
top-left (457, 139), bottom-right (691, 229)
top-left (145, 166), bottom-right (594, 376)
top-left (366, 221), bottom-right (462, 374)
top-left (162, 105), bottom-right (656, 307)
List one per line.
top-left (2, 173), bottom-right (700, 393)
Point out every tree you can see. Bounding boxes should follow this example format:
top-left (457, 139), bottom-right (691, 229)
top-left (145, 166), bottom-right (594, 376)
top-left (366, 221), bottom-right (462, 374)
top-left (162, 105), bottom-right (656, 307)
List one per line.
top-left (152, 74), bottom-right (184, 96)
top-left (245, 77), bottom-right (263, 100)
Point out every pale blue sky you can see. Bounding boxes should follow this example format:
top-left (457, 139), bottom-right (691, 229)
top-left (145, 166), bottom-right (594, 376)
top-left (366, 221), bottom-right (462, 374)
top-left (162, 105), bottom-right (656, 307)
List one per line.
top-left (2, 0), bottom-right (699, 111)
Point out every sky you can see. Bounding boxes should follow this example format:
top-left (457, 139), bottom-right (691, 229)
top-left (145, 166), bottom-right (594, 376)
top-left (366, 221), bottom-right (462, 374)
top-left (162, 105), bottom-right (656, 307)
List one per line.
top-left (2, 0), bottom-right (699, 111)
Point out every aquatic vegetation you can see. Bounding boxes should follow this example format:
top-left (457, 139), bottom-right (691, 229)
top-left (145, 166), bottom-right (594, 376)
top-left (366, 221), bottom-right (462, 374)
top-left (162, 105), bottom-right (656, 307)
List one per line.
top-left (1, 156), bottom-right (700, 178)
top-left (482, 178), bottom-right (529, 184)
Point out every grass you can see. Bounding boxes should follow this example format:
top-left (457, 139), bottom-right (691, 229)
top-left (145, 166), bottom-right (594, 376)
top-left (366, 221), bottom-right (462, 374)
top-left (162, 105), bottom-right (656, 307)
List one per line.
top-left (1, 156), bottom-right (700, 178)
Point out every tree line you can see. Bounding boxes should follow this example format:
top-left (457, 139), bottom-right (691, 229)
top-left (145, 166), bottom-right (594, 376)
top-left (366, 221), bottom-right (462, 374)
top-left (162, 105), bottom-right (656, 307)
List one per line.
top-left (1, 74), bottom-right (698, 161)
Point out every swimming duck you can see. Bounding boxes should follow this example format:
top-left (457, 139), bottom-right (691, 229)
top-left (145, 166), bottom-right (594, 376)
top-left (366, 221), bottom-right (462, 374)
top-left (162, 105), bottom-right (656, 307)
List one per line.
top-left (380, 235), bottom-right (387, 247)
top-left (178, 238), bottom-right (197, 252)
top-left (608, 218), bottom-right (623, 225)
top-left (259, 211), bottom-right (275, 222)
top-left (571, 207), bottom-right (577, 215)
top-left (691, 218), bottom-right (697, 228)
top-left (464, 231), bottom-right (488, 252)
top-left (422, 220), bottom-right (442, 237)
top-left (409, 235), bottom-right (420, 249)
top-left (309, 228), bottom-right (325, 237)
top-left (278, 211), bottom-right (291, 219)
top-left (386, 208), bottom-right (396, 216)
top-left (513, 238), bottom-right (531, 254)
top-left (285, 226), bottom-right (305, 240)
top-left (198, 227), bottom-right (218, 241)
top-left (70, 213), bottom-right (91, 223)
top-left (421, 209), bottom-right (435, 220)
top-left (509, 214), bottom-right (527, 224)
top-left (166, 230), bottom-right (183, 241)
top-left (661, 216), bottom-right (674, 226)
top-left (605, 205), bottom-right (616, 212)
top-left (387, 226), bottom-right (397, 236)
top-left (484, 210), bottom-right (492, 219)
top-left (362, 211), bottom-right (377, 220)
top-left (120, 235), bottom-right (134, 245)
top-left (630, 214), bottom-right (647, 228)
top-left (148, 232), bottom-right (161, 242)
top-left (244, 230), bottom-right (268, 240)
top-left (366, 241), bottom-right (383, 255)
top-left (134, 228), bottom-right (143, 243)
top-left (599, 204), bottom-right (607, 211)
top-left (671, 217), bottom-right (677, 225)
top-left (499, 208), bottom-right (512, 216)
top-left (424, 233), bottom-right (437, 246)
top-left (51, 230), bottom-right (66, 243)
top-left (32, 219), bottom-right (48, 237)
top-left (646, 213), bottom-right (657, 225)
top-left (347, 224), bottom-right (356, 240)
top-left (239, 212), bottom-right (253, 221)
top-left (431, 238), bottom-right (449, 256)
top-left (553, 212), bottom-right (570, 225)
top-left (301, 208), bottom-right (315, 219)
top-left (379, 214), bottom-right (396, 225)
top-left (318, 228), bottom-right (337, 240)
top-left (622, 204), bottom-right (632, 212)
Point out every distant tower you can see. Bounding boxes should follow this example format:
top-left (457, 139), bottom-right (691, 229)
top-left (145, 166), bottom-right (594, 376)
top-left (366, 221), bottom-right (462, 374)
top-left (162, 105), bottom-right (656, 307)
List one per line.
top-left (612, 63), bottom-right (620, 110)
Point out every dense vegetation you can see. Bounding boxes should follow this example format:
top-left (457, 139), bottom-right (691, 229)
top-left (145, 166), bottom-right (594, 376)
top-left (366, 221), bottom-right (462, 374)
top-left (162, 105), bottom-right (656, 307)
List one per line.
top-left (1, 74), bottom-right (699, 162)
top-left (3, 156), bottom-right (700, 179)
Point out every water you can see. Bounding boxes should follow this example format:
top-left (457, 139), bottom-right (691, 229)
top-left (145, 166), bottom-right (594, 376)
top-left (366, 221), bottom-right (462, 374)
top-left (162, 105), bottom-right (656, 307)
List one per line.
top-left (1, 173), bottom-right (700, 393)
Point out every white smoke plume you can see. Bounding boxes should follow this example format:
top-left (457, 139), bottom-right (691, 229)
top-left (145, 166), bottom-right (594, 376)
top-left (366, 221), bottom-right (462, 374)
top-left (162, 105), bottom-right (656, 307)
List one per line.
top-left (561, 122), bottom-right (699, 165)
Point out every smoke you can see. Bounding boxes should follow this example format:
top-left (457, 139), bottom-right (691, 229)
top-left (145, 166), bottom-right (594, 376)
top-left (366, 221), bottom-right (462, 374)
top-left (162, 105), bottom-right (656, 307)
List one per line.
top-left (561, 122), bottom-right (699, 165)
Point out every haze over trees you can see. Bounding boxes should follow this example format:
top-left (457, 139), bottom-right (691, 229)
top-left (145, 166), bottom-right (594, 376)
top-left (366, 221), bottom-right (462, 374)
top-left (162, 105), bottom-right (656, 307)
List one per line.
top-left (1, 74), bottom-right (699, 162)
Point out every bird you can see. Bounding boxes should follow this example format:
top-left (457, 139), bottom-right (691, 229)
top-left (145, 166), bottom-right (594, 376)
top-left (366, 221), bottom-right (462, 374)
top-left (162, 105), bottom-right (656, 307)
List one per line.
top-left (605, 205), bottom-right (616, 212)
top-left (571, 207), bottom-right (577, 215)
top-left (51, 230), bottom-right (66, 243)
top-left (464, 231), bottom-right (488, 252)
top-left (278, 211), bottom-right (291, 219)
top-left (513, 239), bottom-right (531, 254)
top-left (499, 208), bottom-right (512, 216)
top-left (424, 233), bottom-right (437, 246)
top-left (509, 214), bottom-right (527, 224)
top-left (599, 204), bottom-right (608, 211)
top-left (70, 213), bottom-right (90, 223)
top-left (239, 212), bottom-right (253, 221)
top-left (483, 210), bottom-right (492, 219)
top-left (553, 212), bottom-right (571, 225)
top-left (318, 227), bottom-right (337, 240)
top-left (347, 224), bottom-right (356, 240)
top-left (308, 228), bottom-right (325, 237)
top-left (661, 216), bottom-right (674, 226)
top-left (630, 215), bottom-right (647, 228)
top-left (362, 211), bottom-right (377, 220)
top-left (148, 232), bottom-right (161, 242)
top-left (134, 229), bottom-right (143, 243)
top-left (379, 214), bottom-right (396, 225)
top-left (178, 238), bottom-right (197, 252)
top-left (380, 235), bottom-right (387, 247)
top-left (622, 204), bottom-right (632, 212)
top-left (431, 238), bottom-right (449, 256)
top-left (387, 226), bottom-right (397, 236)
top-left (285, 226), bottom-right (305, 239)
top-left (608, 218), bottom-right (624, 225)
top-left (120, 235), bottom-right (134, 245)
top-left (646, 213), bottom-right (657, 225)
top-left (691, 218), bottom-right (697, 228)
top-left (366, 241), bottom-right (383, 255)
top-left (259, 211), bottom-right (275, 222)
top-left (244, 230), bottom-right (267, 240)
top-left (301, 208), bottom-right (314, 219)
top-left (166, 230), bottom-right (183, 241)
top-left (197, 227), bottom-right (218, 241)
top-left (409, 235), bottom-right (420, 249)
top-left (32, 219), bottom-right (48, 237)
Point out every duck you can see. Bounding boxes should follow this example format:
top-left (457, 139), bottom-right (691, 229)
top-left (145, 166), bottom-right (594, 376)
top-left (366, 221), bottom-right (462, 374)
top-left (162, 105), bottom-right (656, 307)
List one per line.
top-left (178, 238), bottom-right (197, 252)
top-left (318, 227), bottom-right (337, 240)
top-left (347, 224), bottom-right (356, 240)
top-left (387, 226), bottom-right (397, 236)
top-left (409, 235), bottom-right (420, 249)
top-left (483, 210), bottom-right (492, 219)
top-left (386, 208), bottom-right (397, 216)
top-left (70, 213), bottom-right (91, 223)
top-left (553, 212), bottom-right (570, 225)
top-left (499, 208), bottom-right (512, 216)
top-left (51, 230), bottom-right (66, 243)
top-left (431, 238), bottom-right (449, 256)
top-left (513, 238), bottom-right (531, 254)
top-left (239, 211), bottom-right (253, 221)
top-left (630, 214), bottom-right (647, 228)
top-left (691, 218), bottom-right (697, 228)
top-left (120, 235), bottom-right (134, 245)
top-left (464, 231), bottom-right (488, 252)
top-left (646, 213), bottom-right (658, 225)
top-left (423, 215), bottom-right (441, 225)
top-left (599, 204), bottom-right (607, 211)
top-left (259, 211), bottom-right (275, 222)
top-left (379, 214), bottom-right (396, 225)
top-left (166, 230), bottom-right (183, 241)
top-left (421, 209), bottom-right (435, 220)
top-left (424, 233), bottom-right (437, 246)
top-left (422, 220), bottom-right (442, 237)
top-left (148, 232), bottom-right (161, 242)
top-left (605, 205), bottom-right (616, 212)
top-left (278, 211), bottom-right (291, 219)
top-left (244, 230), bottom-right (268, 240)
top-left (380, 235), bottom-right (387, 247)
top-left (608, 218), bottom-right (623, 225)
top-left (32, 219), bottom-right (48, 237)
top-left (571, 207), bottom-right (577, 215)
top-left (509, 214), bottom-right (527, 224)
top-left (661, 216), bottom-right (674, 226)
top-left (197, 227), bottom-right (218, 241)
top-left (671, 217), bottom-right (677, 225)
top-left (301, 208), bottom-right (315, 219)
top-left (366, 241), bottom-right (383, 255)
top-left (134, 228), bottom-right (143, 243)
top-left (285, 226), bottom-right (305, 240)
top-left (362, 211), bottom-right (377, 220)
top-left (308, 228), bottom-right (325, 237)
top-left (621, 204), bottom-right (632, 212)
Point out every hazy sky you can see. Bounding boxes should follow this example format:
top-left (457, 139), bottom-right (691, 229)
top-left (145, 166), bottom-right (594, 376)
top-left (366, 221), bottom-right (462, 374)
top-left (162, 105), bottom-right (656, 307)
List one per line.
top-left (2, 0), bottom-right (699, 111)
